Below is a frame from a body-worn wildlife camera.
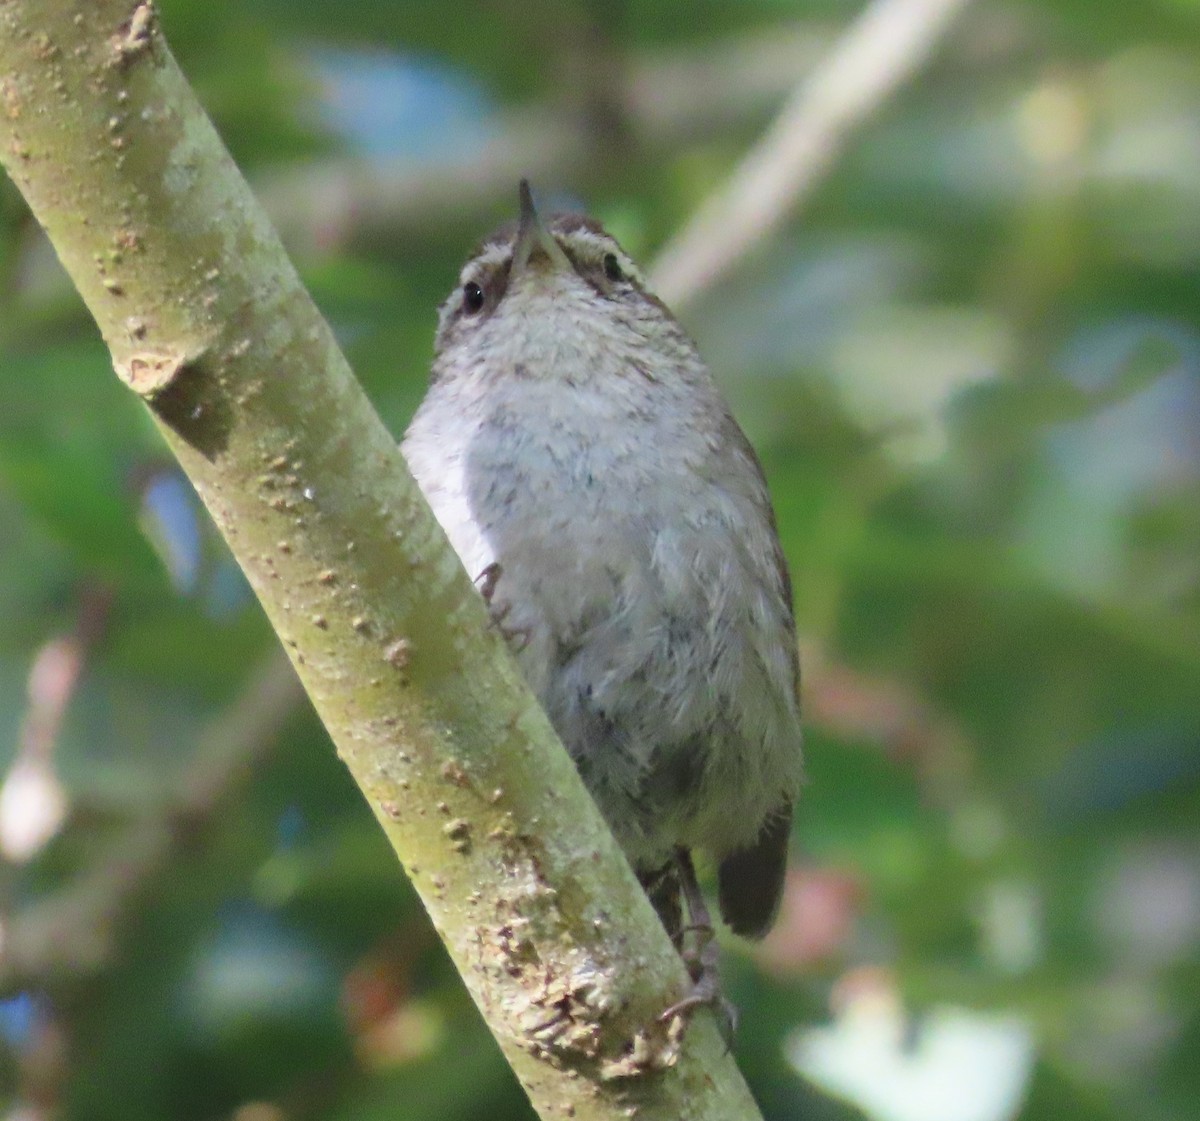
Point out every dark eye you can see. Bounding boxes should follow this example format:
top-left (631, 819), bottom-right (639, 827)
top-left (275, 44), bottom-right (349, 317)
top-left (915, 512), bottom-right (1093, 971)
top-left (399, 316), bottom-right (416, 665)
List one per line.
top-left (462, 281), bottom-right (485, 313)
top-left (603, 253), bottom-right (624, 283)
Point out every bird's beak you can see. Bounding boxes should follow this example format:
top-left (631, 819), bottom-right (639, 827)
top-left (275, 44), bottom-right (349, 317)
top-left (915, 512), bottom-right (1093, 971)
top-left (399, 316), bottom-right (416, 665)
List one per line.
top-left (512, 179), bottom-right (572, 277)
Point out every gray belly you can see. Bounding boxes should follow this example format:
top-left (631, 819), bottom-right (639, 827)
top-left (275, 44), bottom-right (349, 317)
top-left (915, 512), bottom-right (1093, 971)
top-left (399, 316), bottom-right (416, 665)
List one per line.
top-left (461, 440), bottom-right (730, 867)
top-left (406, 382), bottom-right (799, 870)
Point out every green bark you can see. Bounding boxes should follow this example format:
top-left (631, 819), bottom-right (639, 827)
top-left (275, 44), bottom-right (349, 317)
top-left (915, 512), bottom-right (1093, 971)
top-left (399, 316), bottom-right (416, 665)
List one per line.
top-left (0, 2), bottom-right (765, 1118)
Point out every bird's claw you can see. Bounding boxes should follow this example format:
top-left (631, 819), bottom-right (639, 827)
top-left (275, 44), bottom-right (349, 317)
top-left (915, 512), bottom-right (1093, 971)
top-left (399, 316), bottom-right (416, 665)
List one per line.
top-left (475, 562), bottom-right (531, 651)
top-left (658, 943), bottom-right (738, 1050)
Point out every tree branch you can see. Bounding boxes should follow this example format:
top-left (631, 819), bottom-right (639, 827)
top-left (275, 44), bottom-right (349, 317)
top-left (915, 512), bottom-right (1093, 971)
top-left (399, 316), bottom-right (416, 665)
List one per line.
top-left (650, 0), bottom-right (978, 311)
top-left (0, 2), bottom-right (760, 1117)
top-left (0, 651), bottom-right (302, 991)
top-left (257, 24), bottom-right (832, 253)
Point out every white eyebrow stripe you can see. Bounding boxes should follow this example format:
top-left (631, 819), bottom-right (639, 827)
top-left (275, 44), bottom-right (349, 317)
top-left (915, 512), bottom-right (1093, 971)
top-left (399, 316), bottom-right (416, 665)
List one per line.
top-left (555, 230), bottom-right (645, 285)
top-left (461, 241), bottom-right (513, 282)
top-left (457, 226), bottom-right (647, 290)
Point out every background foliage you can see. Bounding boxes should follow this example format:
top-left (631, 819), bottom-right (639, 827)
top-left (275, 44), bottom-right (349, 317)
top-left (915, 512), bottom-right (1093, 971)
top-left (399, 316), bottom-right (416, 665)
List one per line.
top-left (1, 1), bottom-right (1198, 1119)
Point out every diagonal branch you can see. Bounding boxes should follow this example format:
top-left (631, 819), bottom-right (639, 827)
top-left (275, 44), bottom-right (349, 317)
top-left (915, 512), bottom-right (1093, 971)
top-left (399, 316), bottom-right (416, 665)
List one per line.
top-left (256, 24), bottom-right (833, 251)
top-left (650, 0), bottom-right (978, 311)
top-left (0, 2), bottom-right (760, 1118)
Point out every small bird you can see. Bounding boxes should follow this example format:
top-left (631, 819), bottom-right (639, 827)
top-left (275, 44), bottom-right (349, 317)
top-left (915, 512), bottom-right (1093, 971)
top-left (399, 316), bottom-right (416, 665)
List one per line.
top-left (403, 182), bottom-right (803, 1020)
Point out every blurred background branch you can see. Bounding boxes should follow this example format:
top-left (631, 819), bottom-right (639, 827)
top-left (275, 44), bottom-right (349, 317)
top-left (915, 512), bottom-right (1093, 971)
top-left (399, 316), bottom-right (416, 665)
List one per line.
top-left (651, 0), bottom-right (979, 309)
top-left (257, 24), bottom-right (837, 253)
top-left (0, 653), bottom-right (302, 994)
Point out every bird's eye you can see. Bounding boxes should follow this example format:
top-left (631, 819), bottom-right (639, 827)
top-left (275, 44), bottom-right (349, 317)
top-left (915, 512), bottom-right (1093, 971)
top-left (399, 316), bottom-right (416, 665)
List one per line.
top-left (462, 281), bottom-right (485, 313)
top-left (603, 253), bottom-right (624, 283)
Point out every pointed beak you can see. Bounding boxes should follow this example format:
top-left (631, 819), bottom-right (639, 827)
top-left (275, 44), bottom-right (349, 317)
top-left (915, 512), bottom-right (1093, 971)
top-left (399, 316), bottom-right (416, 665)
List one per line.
top-left (512, 180), bottom-right (572, 277)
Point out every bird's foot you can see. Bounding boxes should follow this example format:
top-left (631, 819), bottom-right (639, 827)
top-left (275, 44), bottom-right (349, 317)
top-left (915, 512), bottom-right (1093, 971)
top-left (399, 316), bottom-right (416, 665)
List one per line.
top-left (658, 850), bottom-right (738, 1047)
top-left (658, 928), bottom-right (738, 1046)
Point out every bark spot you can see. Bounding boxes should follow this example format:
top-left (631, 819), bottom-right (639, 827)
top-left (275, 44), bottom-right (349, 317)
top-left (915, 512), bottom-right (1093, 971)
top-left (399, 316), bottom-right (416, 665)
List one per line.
top-left (109, 3), bottom-right (156, 68)
top-left (384, 638), bottom-right (411, 669)
top-left (117, 347), bottom-right (187, 397)
top-left (121, 344), bottom-right (231, 460)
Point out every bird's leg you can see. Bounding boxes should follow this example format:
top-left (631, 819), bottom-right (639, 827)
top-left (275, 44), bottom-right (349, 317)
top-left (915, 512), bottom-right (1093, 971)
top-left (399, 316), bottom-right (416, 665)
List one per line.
top-left (659, 848), bottom-right (737, 1042)
top-left (639, 861), bottom-right (683, 946)
top-left (667, 849), bottom-right (718, 993)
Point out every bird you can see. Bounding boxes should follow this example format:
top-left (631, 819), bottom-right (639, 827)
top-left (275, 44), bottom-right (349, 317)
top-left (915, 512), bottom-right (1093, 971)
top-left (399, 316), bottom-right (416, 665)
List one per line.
top-left (402, 181), bottom-right (803, 1022)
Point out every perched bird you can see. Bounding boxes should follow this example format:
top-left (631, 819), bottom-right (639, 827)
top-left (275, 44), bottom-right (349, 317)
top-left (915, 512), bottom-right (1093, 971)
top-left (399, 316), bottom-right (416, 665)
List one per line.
top-left (403, 182), bottom-right (803, 1018)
